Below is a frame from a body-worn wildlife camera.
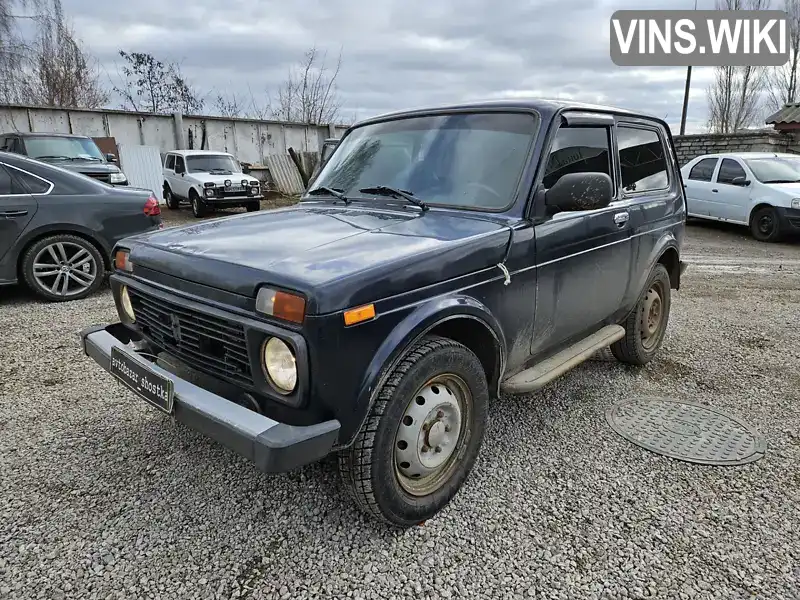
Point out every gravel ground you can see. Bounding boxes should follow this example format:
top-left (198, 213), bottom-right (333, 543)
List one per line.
top-left (1, 213), bottom-right (799, 600)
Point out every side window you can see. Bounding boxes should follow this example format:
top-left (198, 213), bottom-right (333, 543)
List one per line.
top-left (0, 164), bottom-right (14, 194)
top-left (542, 126), bottom-right (612, 190)
top-left (0, 137), bottom-right (9, 151)
top-left (716, 158), bottom-right (747, 185)
top-left (175, 156), bottom-right (185, 173)
top-left (165, 154), bottom-right (175, 170)
top-left (617, 126), bottom-right (669, 193)
top-left (688, 158), bottom-right (718, 182)
top-left (11, 168), bottom-right (51, 194)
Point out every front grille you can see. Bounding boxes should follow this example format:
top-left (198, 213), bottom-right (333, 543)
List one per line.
top-left (129, 289), bottom-right (253, 387)
top-left (85, 172), bottom-right (111, 183)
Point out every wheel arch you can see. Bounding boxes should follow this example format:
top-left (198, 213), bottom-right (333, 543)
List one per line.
top-left (342, 295), bottom-right (506, 448)
top-left (748, 201), bottom-right (775, 226)
top-left (16, 224), bottom-right (112, 278)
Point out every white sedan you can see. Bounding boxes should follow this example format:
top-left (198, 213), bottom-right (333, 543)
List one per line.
top-left (680, 152), bottom-right (800, 242)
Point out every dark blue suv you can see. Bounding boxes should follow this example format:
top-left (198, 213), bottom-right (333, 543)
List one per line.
top-left (80, 99), bottom-right (687, 527)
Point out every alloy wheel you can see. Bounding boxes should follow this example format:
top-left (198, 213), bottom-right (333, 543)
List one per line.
top-left (32, 242), bottom-right (98, 297)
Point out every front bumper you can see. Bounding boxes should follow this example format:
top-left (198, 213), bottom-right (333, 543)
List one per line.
top-left (777, 206), bottom-right (800, 232)
top-left (204, 193), bottom-right (262, 205)
top-left (80, 323), bottom-right (340, 473)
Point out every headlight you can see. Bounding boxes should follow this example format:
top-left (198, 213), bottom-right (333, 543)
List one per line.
top-left (262, 337), bottom-right (297, 394)
top-left (792, 198), bottom-right (800, 209)
top-left (204, 188), bottom-right (215, 198)
top-left (120, 285), bottom-right (135, 322)
top-left (109, 172), bottom-right (127, 184)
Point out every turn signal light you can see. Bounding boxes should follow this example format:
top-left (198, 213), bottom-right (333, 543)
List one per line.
top-left (114, 249), bottom-right (133, 272)
top-left (256, 287), bottom-right (306, 323)
top-left (344, 304), bottom-right (375, 326)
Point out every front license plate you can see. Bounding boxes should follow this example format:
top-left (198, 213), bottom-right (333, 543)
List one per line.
top-left (110, 346), bottom-right (174, 414)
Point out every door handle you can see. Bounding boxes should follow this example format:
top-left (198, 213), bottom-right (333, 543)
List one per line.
top-left (0, 210), bottom-right (28, 218)
top-left (712, 189), bottom-right (719, 193)
top-left (613, 211), bottom-right (630, 226)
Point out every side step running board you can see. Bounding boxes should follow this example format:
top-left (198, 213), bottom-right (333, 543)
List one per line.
top-left (501, 325), bottom-right (625, 394)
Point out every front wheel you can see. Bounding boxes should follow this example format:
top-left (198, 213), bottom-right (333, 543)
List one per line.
top-left (611, 263), bottom-right (671, 366)
top-left (750, 206), bottom-right (782, 242)
top-left (338, 336), bottom-right (488, 527)
top-left (21, 234), bottom-right (105, 302)
top-left (190, 192), bottom-right (208, 218)
top-left (246, 201), bottom-right (261, 212)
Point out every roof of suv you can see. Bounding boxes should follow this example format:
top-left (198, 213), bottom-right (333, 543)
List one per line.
top-left (686, 152), bottom-right (800, 162)
top-left (167, 150), bottom-right (235, 157)
top-left (358, 97), bottom-right (658, 127)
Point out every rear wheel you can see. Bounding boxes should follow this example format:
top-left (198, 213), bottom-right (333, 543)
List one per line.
top-left (190, 190), bottom-right (208, 218)
top-left (611, 263), bottom-right (671, 366)
top-left (164, 185), bottom-right (180, 210)
top-left (750, 206), bottom-right (782, 242)
top-left (21, 234), bottom-right (105, 302)
top-left (338, 336), bottom-right (488, 527)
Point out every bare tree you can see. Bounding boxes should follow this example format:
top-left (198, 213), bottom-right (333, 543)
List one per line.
top-left (272, 46), bottom-right (343, 124)
top-left (766, 0), bottom-right (800, 111)
top-left (707, 0), bottom-right (770, 132)
top-left (25, 7), bottom-right (108, 108)
top-left (113, 51), bottom-right (204, 114)
top-left (0, 0), bottom-right (43, 103)
top-left (214, 90), bottom-right (245, 118)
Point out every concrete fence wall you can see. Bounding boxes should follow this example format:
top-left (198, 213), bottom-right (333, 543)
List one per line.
top-left (672, 131), bottom-right (800, 166)
top-left (0, 104), bottom-right (349, 166)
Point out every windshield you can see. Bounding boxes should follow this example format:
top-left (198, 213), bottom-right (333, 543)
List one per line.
top-left (24, 136), bottom-right (104, 161)
top-left (311, 112), bottom-right (538, 210)
top-left (743, 158), bottom-right (800, 183)
top-left (186, 154), bottom-right (242, 174)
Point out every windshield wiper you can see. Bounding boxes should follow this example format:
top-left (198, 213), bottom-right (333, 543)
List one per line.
top-left (359, 186), bottom-right (428, 211)
top-left (34, 155), bottom-right (71, 161)
top-left (307, 186), bottom-right (350, 204)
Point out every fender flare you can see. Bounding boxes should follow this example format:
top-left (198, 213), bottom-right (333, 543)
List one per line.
top-left (633, 230), bottom-right (680, 297)
top-left (14, 223), bottom-right (112, 267)
top-left (341, 295), bottom-right (506, 447)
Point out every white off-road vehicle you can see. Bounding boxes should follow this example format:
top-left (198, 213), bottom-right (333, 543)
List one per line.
top-left (162, 150), bottom-right (262, 218)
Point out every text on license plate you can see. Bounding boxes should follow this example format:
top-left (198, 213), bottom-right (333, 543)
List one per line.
top-left (110, 346), bottom-right (175, 414)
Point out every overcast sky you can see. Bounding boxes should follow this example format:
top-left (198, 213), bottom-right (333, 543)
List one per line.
top-left (61, 0), bottom-right (731, 134)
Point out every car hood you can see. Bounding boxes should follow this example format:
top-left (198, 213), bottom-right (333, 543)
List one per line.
top-left (40, 159), bottom-right (121, 174)
top-left (189, 172), bottom-right (259, 185)
top-left (128, 203), bottom-right (512, 313)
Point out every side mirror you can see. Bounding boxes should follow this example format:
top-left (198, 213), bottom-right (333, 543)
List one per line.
top-left (240, 162), bottom-right (251, 174)
top-left (545, 172), bottom-right (613, 213)
top-left (732, 176), bottom-right (751, 186)
top-left (105, 153), bottom-right (117, 163)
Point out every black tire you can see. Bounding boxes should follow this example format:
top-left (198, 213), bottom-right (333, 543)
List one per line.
top-left (21, 234), bottom-right (105, 302)
top-left (246, 201), bottom-right (261, 212)
top-left (164, 185), bottom-right (180, 210)
top-left (750, 206), bottom-right (782, 242)
top-left (611, 263), bottom-right (671, 366)
top-left (338, 336), bottom-right (489, 527)
top-left (190, 190), bottom-right (207, 218)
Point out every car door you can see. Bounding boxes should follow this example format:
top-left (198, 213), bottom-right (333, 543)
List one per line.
top-left (163, 153), bottom-right (176, 194)
top-left (682, 157), bottom-right (719, 217)
top-left (531, 114), bottom-right (634, 356)
top-left (173, 155), bottom-right (189, 198)
top-left (615, 120), bottom-right (681, 308)
top-left (711, 157), bottom-right (751, 223)
top-left (0, 162), bottom-right (37, 264)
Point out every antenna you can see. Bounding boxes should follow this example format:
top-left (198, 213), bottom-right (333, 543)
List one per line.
top-left (679, 0), bottom-right (699, 135)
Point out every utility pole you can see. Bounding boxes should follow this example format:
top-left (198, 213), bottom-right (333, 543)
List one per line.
top-left (679, 0), bottom-right (698, 135)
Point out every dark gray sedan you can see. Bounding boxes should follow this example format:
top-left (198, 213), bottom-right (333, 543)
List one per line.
top-left (0, 151), bottom-right (162, 302)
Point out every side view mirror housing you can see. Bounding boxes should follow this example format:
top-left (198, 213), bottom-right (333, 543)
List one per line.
top-left (732, 176), bottom-right (751, 186)
top-left (545, 172), bottom-right (613, 213)
top-left (105, 153), bottom-right (117, 163)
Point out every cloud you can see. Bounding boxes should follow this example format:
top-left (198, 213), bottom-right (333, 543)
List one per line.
top-left (62, 0), bottom-right (723, 133)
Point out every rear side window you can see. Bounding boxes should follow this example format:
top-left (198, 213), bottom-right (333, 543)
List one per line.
top-left (688, 158), bottom-right (718, 182)
top-left (617, 126), bottom-right (669, 193)
top-left (542, 126), bottom-right (612, 190)
top-left (0, 164), bottom-right (15, 194)
top-left (165, 154), bottom-right (175, 170)
top-left (11, 167), bottom-right (51, 194)
top-left (717, 158), bottom-right (747, 184)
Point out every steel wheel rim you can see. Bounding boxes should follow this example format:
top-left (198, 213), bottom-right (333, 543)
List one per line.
top-left (758, 214), bottom-right (774, 235)
top-left (394, 373), bottom-right (472, 497)
top-left (640, 281), bottom-right (665, 350)
top-left (32, 242), bottom-right (97, 297)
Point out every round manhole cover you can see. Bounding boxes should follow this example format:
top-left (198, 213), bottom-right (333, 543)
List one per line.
top-left (606, 397), bottom-right (766, 466)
